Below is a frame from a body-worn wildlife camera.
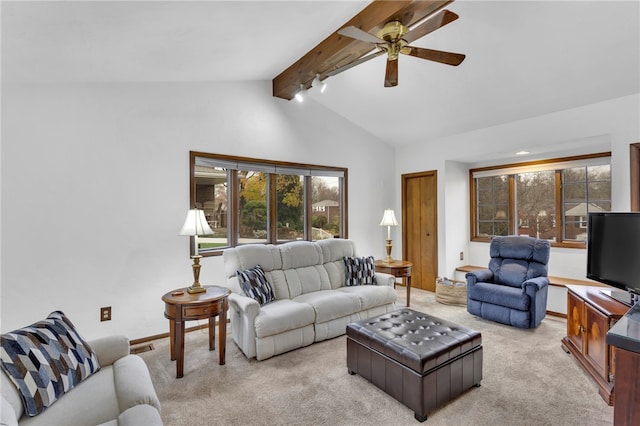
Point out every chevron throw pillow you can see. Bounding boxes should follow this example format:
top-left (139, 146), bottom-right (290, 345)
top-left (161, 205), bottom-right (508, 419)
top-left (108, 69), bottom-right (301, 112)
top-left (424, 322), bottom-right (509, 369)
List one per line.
top-left (344, 256), bottom-right (377, 286)
top-left (237, 264), bottom-right (276, 305)
top-left (0, 311), bottom-right (100, 416)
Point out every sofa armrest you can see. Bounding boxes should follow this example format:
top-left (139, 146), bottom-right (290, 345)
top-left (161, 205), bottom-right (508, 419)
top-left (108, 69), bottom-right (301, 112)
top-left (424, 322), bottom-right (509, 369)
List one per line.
top-left (375, 272), bottom-right (395, 287)
top-left (466, 269), bottom-right (493, 285)
top-left (228, 293), bottom-right (260, 317)
top-left (89, 335), bottom-right (130, 367)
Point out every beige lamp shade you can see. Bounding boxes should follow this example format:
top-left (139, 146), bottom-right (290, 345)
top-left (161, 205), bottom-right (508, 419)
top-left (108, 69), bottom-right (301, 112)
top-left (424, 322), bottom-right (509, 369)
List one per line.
top-left (179, 208), bottom-right (213, 236)
top-left (379, 209), bottom-right (399, 227)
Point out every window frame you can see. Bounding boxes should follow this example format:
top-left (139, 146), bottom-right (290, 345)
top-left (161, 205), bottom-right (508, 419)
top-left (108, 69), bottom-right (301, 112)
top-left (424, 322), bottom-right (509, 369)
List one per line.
top-left (189, 151), bottom-right (348, 256)
top-left (469, 152), bottom-right (611, 248)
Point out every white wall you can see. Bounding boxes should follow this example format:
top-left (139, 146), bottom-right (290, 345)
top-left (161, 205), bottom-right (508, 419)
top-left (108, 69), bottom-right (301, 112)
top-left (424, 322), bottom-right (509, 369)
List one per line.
top-left (0, 80), bottom-right (396, 339)
top-left (396, 94), bottom-right (640, 281)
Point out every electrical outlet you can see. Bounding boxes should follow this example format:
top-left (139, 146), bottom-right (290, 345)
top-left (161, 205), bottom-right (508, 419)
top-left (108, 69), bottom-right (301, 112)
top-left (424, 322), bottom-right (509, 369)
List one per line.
top-left (100, 306), bottom-right (112, 322)
top-left (459, 251), bottom-right (464, 261)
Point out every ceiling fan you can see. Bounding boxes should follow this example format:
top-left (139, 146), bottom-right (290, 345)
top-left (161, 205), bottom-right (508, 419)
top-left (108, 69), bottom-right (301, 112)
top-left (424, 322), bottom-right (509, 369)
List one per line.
top-left (329, 9), bottom-right (465, 87)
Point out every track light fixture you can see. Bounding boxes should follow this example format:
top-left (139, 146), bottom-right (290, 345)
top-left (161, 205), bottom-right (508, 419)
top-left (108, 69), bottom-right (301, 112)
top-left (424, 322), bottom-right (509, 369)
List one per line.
top-left (312, 74), bottom-right (327, 93)
top-left (294, 84), bottom-right (306, 102)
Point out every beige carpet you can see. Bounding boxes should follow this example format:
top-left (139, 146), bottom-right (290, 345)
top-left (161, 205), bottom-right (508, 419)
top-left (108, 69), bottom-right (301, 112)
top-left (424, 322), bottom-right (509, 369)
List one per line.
top-left (140, 288), bottom-right (614, 425)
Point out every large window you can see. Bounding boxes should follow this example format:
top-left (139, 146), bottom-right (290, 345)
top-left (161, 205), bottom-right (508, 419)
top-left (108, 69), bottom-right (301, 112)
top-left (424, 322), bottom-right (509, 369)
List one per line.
top-left (471, 153), bottom-right (611, 247)
top-left (190, 152), bottom-right (347, 256)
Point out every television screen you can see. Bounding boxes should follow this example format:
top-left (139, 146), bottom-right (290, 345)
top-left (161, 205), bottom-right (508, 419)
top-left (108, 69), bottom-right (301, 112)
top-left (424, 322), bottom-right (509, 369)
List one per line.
top-left (587, 212), bottom-right (640, 306)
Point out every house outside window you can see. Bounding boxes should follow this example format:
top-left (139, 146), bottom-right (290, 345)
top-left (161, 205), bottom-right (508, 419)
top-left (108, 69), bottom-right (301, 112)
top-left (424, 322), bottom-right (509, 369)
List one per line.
top-left (190, 152), bottom-right (347, 256)
top-left (471, 153), bottom-right (611, 247)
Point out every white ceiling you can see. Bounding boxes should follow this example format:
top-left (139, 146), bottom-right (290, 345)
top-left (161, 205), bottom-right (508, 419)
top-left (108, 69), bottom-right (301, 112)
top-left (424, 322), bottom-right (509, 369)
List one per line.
top-left (2, 0), bottom-right (639, 147)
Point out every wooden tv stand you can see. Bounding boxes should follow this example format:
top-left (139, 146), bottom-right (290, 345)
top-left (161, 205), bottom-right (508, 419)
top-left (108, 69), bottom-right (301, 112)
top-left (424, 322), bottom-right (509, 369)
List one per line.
top-left (561, 285), bottom-right (629, 405)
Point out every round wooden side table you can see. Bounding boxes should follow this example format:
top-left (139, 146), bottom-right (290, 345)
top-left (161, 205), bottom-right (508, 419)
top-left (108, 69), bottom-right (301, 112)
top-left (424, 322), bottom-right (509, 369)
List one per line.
top-left (374, 259), bottom-right (413, 307)
top-left (162, 285), bottom-right (231, 378)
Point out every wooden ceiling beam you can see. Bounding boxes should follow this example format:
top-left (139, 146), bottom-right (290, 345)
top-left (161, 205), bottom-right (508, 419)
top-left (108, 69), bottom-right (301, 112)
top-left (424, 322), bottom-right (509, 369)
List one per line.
top-left (272, 0), bottom-right (453, 100)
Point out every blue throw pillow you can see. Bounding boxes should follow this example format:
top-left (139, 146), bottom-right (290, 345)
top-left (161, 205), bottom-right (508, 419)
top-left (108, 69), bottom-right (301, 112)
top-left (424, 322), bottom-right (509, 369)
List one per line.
top-left (237, 264), bottom-right (276, 305)
top-left (0, 311), bottom-right (101, 416)
top-left (344, 256), bottom-right (377, 286)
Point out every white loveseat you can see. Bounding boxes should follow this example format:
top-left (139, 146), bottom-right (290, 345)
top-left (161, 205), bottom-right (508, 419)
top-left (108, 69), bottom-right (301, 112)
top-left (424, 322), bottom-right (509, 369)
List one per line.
top-left (1, 334), bottom-right (162, 426)
top-left (223, 238), bottom-right (398, 360)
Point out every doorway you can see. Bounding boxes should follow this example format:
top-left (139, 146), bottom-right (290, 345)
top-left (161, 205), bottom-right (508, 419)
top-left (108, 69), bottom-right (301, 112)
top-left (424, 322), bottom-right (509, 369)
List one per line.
top-left (402, 171), bottom-right (438, 292)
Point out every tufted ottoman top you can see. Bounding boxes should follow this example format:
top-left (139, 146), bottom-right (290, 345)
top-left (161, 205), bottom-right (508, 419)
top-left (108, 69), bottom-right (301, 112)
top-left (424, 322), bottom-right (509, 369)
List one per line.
top-left (347, 308), bottom-right (482, 375)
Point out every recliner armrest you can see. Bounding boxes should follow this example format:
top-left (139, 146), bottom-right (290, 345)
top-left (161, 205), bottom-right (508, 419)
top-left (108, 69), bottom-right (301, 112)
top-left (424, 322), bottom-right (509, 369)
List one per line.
top-left (89, 335), bottom-right (130, 367)
top-left (523, 276), bottom-right (549, 292)
top-left (466, 269), bottom-right (493, 284)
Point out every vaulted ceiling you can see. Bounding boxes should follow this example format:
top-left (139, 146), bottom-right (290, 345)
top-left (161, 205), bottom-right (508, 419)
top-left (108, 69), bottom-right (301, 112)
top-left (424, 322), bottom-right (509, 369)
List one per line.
top-left (2, 1), bottom-right (639, 147)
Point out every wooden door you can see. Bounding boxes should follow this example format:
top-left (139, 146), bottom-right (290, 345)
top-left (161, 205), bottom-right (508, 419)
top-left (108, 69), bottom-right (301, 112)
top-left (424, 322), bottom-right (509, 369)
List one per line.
top-left (402, 171), bottom-right (438, 291)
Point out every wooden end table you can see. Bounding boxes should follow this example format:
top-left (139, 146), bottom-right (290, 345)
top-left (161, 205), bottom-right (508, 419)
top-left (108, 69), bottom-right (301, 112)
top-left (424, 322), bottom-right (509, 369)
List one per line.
top-left (162, 285), bottom-right (231, 378)
top-left (375, 259), bottom-right (413, 307)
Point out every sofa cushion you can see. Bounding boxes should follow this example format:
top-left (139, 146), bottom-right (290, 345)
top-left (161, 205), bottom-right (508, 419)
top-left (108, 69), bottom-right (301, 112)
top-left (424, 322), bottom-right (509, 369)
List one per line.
top-left (344, 256), bottom-right (376, 286)
top-left (0, 311), bottom-right (100, 417)
top-left (293, 290), bottom-right (362, 323)
top-left (237, 265), bottom-right (276, 305)
top-left (254, 300), bottom-right (316, 338)
top-left (336, 285), bottom-right (397, 310)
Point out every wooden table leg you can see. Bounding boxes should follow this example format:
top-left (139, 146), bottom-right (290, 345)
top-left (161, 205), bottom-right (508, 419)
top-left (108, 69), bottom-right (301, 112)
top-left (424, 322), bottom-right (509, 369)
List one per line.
top-left (208, 316), bottom-right (216, 351)
top-left (169, 320), bottom-right (176, 361)
top-left (176, 319), bottom-right (185, 378)
top-left (406, 276), bottom-right (411, 307)
top-left (218, 300), bottom-right (227, 365)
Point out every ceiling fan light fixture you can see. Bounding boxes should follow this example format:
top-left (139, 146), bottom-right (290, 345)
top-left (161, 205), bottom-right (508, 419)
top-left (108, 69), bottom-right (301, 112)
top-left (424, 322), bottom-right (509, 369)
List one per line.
top-left (294, 84), bottom-right (306, 102)
top-left (313, 74), bottom-right (327, 93)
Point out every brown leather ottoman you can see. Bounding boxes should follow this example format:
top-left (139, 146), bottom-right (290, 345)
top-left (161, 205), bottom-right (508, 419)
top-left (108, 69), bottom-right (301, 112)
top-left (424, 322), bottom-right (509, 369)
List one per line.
top-left (346, 308), bottom-right (482, 422)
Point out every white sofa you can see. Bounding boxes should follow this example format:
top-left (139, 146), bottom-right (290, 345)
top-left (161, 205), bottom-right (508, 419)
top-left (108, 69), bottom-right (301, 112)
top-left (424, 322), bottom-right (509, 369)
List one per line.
top-left (1, 335), bottom-right (162, 426)
top-left (223, 238), bottom-right (398, 361)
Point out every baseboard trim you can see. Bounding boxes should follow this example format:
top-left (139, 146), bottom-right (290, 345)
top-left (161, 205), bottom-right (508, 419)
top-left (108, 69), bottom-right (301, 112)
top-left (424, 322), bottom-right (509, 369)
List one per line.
top-left (130, 320), bottom-right (229, 346)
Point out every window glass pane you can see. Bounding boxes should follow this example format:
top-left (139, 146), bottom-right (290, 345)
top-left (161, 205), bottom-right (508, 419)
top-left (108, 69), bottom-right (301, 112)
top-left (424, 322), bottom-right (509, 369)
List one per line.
top-left (238, 170), bottom-right (268, 244)
top-left (311, 176), bottom-right (341, 240)
top-left (516, 171), bottom-right (556, 240)
top-left (194, 165), bottom-right (228, 250)
top-left (276, 174), bottom-right (304, 242)
top-left (476, 176), bottom-right (509, 237)
top-left (587, 164), bottom-right (610, 181)
top-left (563, 167), bottom-right (586, 183)
top-left (563, 182), bottom-right (586, 203)
top-left (562, 165), bottom-right (611, 241)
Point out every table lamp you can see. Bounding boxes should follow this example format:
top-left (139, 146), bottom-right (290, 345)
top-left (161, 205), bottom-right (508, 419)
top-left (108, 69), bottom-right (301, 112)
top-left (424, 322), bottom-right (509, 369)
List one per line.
top-left (179, 208), bottom-right (213, 294)
top-left (379, 209), bottom-right (399, 262)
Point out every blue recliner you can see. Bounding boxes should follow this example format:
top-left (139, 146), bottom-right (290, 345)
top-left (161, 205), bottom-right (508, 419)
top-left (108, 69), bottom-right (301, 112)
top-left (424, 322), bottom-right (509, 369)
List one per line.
top-left (466, 236), bottom-right (551, 329)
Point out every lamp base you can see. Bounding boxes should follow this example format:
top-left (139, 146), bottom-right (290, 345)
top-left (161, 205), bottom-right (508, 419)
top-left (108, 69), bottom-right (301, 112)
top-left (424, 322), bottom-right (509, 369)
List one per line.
top-left (385, 239), bottom-right (393, 263)
top-left (186, 255), bottom-right (206, 294)
top-left (187, 285), bottom-right (206, 294)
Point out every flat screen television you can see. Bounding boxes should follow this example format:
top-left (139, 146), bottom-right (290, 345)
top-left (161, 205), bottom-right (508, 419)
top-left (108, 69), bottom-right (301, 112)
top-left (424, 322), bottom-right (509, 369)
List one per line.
top-left (587, 212), bottom-right (640, 307)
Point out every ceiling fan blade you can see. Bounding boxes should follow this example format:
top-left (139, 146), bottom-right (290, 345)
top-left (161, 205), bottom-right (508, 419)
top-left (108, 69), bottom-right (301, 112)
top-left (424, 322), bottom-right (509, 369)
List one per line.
top-left (384, 58), bottom-right (398, 87)
top-left (326, 50), bottom-right (385, 77)
top-left (405, 46), bottom-right (466, 66)
top-left (404, 9), bottom-right (459, 44)
top-left (337, 26), bottom-right (385, 44)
